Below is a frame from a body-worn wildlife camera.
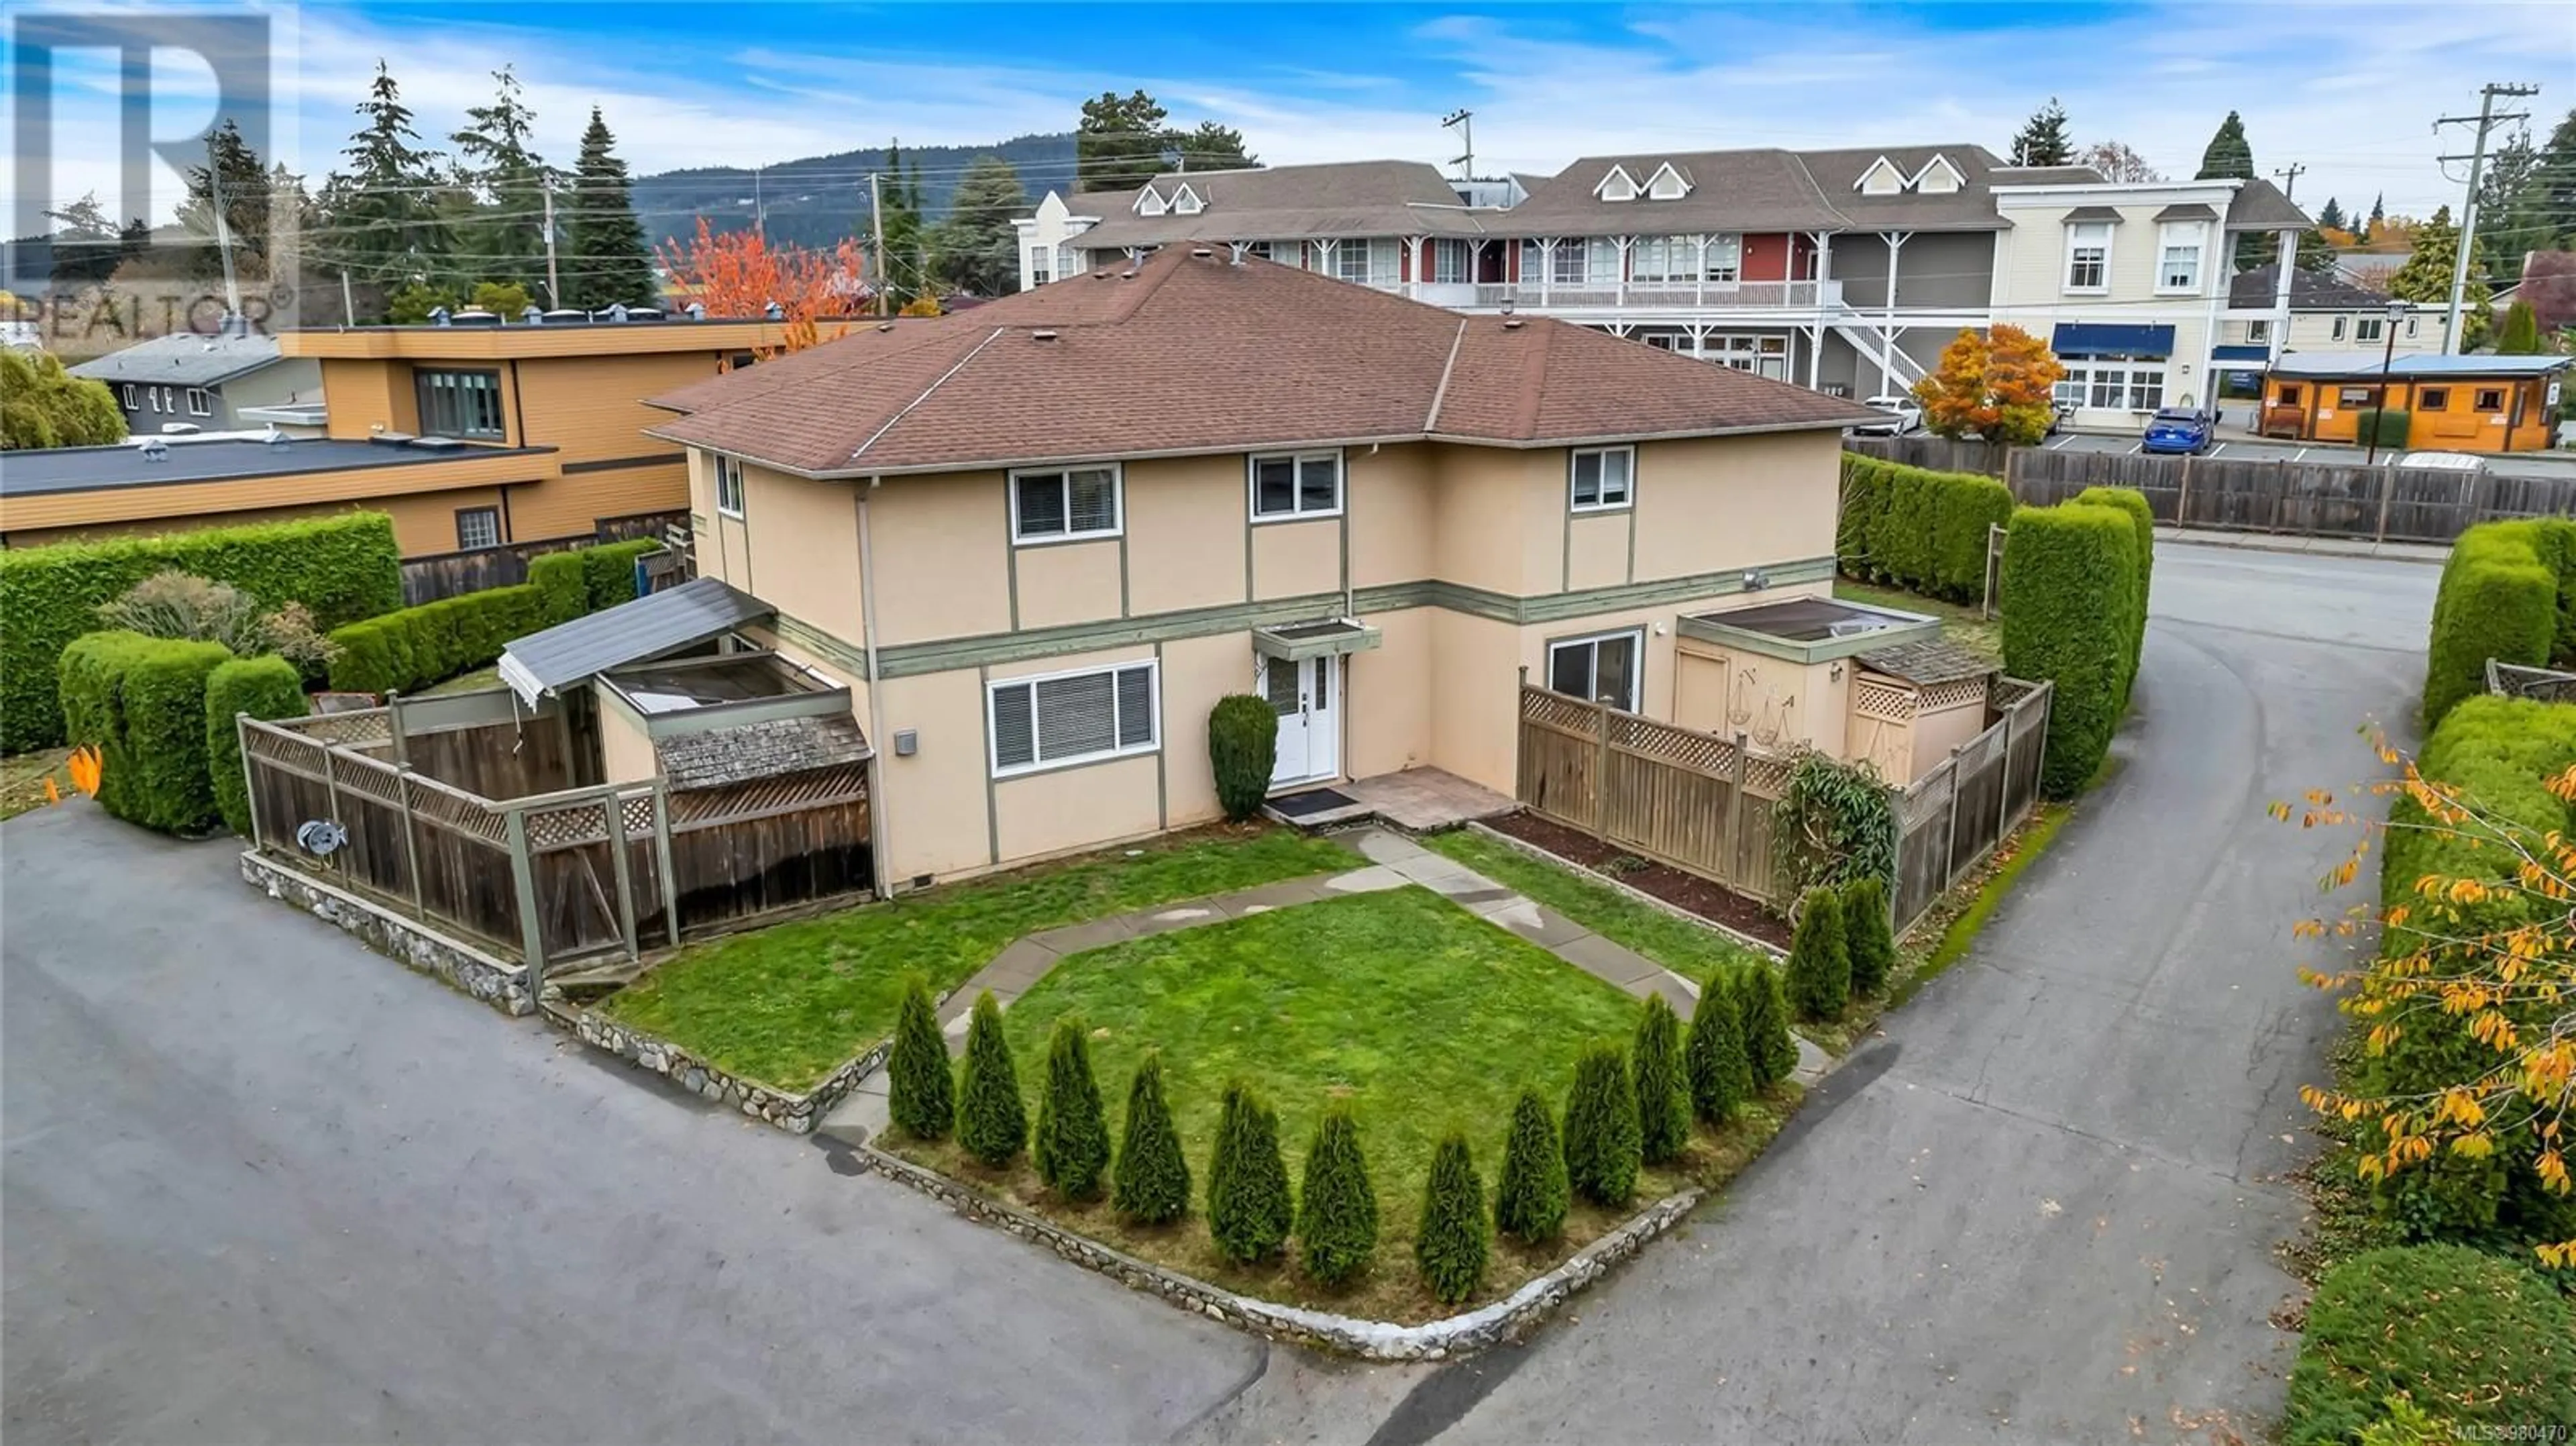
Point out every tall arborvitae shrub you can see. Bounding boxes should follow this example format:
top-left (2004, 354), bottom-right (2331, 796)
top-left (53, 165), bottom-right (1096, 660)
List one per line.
top-left (2422, 519), bottom-right (2573, 728)
top-left (1034, 1015), bottom-right (1111, 1200)
top-left (2071, 485), bottom-right (2155, 710)
top-left (1739, 964), bottom-right (1799, 1090)
top-left (1684, 966), bottom-right (1754, 1123)
top-left (886, 974), bottom-right (954, 1141)
top-left (1114, 1051), bottom-right (1190, 1224)
top-left (1562, 1041), bottom-right (1642, 1208)
top-left (1785, 887), bottom-right (1852, 1023)
top-left (1415, 1133), bottom-right (1489, 1305)
top-left (1295, 1104), bottom-right (1379, 1286)
top-left (1494, 1088), bottom-right (1570, 1243)
top-left (1207, 1082), bottom-right (1292, 1263)
top-left (955, 992), bottom-right (1026, 1167)
top-left (203, 654), bottom-right (307, 837)
top-left (1631, 995), bottom-right (1690, 1166)
top-left (2000, 502), bottom-right (2141, 797)
top-left (1208, 694), bottom-right (1279, 823)
top-left (1843, 877), bottom-right (1896, 998)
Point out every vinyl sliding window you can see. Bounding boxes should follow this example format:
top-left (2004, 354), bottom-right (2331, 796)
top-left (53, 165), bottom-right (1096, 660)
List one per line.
top-left (987, 660), bottom-right (1159, 776)
top-left (1010, 464), bottom-right (1121, 543)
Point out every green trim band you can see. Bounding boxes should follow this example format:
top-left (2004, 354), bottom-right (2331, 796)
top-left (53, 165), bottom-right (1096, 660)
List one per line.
top-left (768, 614), bottom-right (871, 677)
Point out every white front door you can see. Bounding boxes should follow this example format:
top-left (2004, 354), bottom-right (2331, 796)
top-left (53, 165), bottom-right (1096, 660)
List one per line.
top-left (1264, 654), bottom-right (1339, 786)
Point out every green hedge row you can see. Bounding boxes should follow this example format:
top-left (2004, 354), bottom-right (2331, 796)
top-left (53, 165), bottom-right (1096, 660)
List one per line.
top-left (205, 655), bottom-right (309, 837)
top-left (1836, 454), bottom-right (2015, 603)
top-left (0, 512), bottom-right (400, 752)
top-left (326, 584), bottom-right (562, 696)
top-left (58, 631), bottom-right (234, 833)
top-left (527, 537), bottom-right (657, 625)
top-left (2000, 502), bottom-right (2143, 798)
top-left (2284, 1245), bottom-right (2575, 1445)
top-left (2071, 486), bottom-right (2154, 711)
top-left (2422, 518), bottom-right (2576, 727)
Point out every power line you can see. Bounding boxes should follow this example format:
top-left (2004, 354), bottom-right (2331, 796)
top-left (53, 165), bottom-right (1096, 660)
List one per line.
top-left (2431, 81), bottom-right (2542, 352)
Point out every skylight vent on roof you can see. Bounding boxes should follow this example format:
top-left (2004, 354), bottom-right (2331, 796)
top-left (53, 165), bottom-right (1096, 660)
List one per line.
top-left (1031, 329), bottom-right (1059, 343)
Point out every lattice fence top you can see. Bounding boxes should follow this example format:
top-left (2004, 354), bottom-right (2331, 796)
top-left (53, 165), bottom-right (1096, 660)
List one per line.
top-left (329, 750), bottom-right (405, 803)
top-left (523, 800), bottom-right (611, 851)
top-left (294, 710), bottom-right (392, 749)
top-left (1609, 711), bottom-right (1737, 776)
top-left (1739, 752), bottom-right (1795, 797)
top-left (405, 778), bottom-right (506, 843)
top-left (1519, 686), bottom-right (1601, 735)
top-left (621, 794), bottom-right (659, 838)
top-left (244, 721), bottom-right (325, 766)
top-left (2489, 660), bottom-right (2576, 704)
top-left (1900, 766), bottom-right (1955, 826)
top-left (1919, 677), bottom-right (1988, 713)
top-left (1853, 678), bottom-right (1916, 721)
top-left (1991, 674), bottom-right (2041, 711)
top-left (672, 763), bottom-right (870, 825)
top-left (1961, 718), bottom-right (2010, 771)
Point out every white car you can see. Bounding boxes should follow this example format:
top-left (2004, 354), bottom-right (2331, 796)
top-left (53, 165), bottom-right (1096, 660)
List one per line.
top-left (1851, 394), bottom-right (1922, 435)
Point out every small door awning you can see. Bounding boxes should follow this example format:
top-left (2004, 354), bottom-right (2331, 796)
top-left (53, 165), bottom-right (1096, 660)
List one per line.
top-left (2052, 322), bottom-right (2176, 359)
top-left (1252, 618), bottom-right (1382, 662)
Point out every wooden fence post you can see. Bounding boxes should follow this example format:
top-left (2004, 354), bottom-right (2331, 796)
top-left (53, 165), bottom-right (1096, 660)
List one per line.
top-left (604, 792), bottom-right (639, 962)
top-left (653, 781), bottom-right (682, 947)
top-left (320, 747), bottom-right (345, 880)
top-left (1996, 707), bottom-right (2018, 840)
top-left (386, 692), bottom-right (409, 768)
top-left (1727, 731), bottom-right (1749, 891)
top-left (237, 715), bottom-right (264, 850)
top-left (2176, 453), bottom-right (2194, 527)
top-left (1941, 745), bottom-right (1966, 890)
top-left (505, 809), bottom-right (546, 994)
top-left (1592, 696), bottom-right (1612, 839)
top-left (396, 766), bottom-right (427, 921)
top-left (2373, 465), bottom-right (2398, 544)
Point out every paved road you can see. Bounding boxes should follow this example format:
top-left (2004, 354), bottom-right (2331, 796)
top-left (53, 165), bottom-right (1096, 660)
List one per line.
top-left (3, 541), bottom-right (2436, 1446)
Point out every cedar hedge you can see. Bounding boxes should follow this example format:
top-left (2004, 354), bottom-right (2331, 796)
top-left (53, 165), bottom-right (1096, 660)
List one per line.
top-left (1837, 454), bottom-right (2014, 603)
top-left (1562, 1040), bottom-right (1642, 1208)
top-left (957, 991), bottom-right (1028, 1168)
top-left (1631, 994), bottom-right (1690, 1166)
top-left (1034, 1015), bottom-right (1111, 1202)
top-left (1493, 1088), bottom-right (1569, 1243)
top-left (2000, 502), bottom-right (2141, 798)
top-left (59, 631), bottom-right (234, 833)
top-left (1738, 963), bottom-right (1799, 1090)
top-left (1114, 1051), bottom-right (1191, 1225)
top-left (528, 550), bottom-right (588, 625)
top-left (1208, 694), bottom-right (1278, 823)
top-left (2421, 519), bottom-right (2575, 728)
top-left (203, 654), bottom-right (308, 837)
top-left (1785, 886), bottom-right (1851, 1022)
top-left (580, 537), bottom-right (660, 612)
top-left (1842, 877), bottom-right (1896, 999)
top-left (1207, 1082), bottom-right (1293, 1263)
top-left (0, 512), bottom-right (400, 751)
top-left (1684, 964), bottom-right (1754, 1123)
top-left (2070, 486), bottom-right (2154, 711)
top-left (1414, 1133), bottom-right (1489, 1305)
top-left (1295, 1104), bottom-right (1379, 1286)
top-left (887, 974), bottom-right (955, 1141)
top-left (325, 584), bottom-right (558, 696)
top-left (2284, 1245), bottom-right (2576, 1445)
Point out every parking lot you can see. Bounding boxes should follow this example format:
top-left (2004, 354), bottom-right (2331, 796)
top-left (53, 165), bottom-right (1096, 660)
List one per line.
top-left (2035, 427), bottom-right (2576, 481)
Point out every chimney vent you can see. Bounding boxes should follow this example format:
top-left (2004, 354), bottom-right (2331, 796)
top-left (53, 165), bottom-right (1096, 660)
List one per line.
top-left (1190, 246), bottom-right (1213, 258)
top-left (1502, 318), bottom-right (1525, 329)
top-left (1031, 329), bottom-right (1059, 343)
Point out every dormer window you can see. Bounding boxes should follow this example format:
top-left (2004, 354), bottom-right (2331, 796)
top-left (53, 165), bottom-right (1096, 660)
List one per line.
top-left (1644, 162), bottom-right (1692, 200)
top-left (1134, 185), bottom-right (1167, 217)
top-left (1857, 156), bottom-right (1907, 195)
top-left (1912, 154), bottom-right (1964, 195)
top-left (1170, 183), bottom-right (1203, 215)
top-left (1595, 165), bottom-right (1640, 202)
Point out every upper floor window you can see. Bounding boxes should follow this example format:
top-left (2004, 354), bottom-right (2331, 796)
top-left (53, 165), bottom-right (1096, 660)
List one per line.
top-left (714, 455), bottom-right (746, 517)
top-left (416, 368), bottom-right (504, 439)
top-left (1570, 446), bottom-right (1635, 511)
top-left (184, 387), bottom-right (211, 417)
top-left (1250, 450), bottom-right (1342, 521)
top-left (1430, 238), bottom-right (1472, 285)
top-left (2063, 221), bottom-right (2111, 293)
top-left (1631, 236), bottom-right (1737, 285)
top-left (120, 383), bottom-right (136, 409)
top-left (1030, 254), bottom-right (1053, 287)
top-left (2156, 223), bottom-right (2204, 293)
top-left (2247, 319), bottom-right (2270, 343)
top-left (2330, 316), bottom-right (2349, 342)
top-left (1552, 240), bottom-right (1589, 286)
top-left (989, 660), bottom-right (1157, 776)
top-left (1332, 240), bottom-right (1375, 286)
top-left (2355, 316), bottom-right (2385, 343)
top-left (1012, 464), bottom-right (1121, 543)
top-left (2407, 315), bottom-right (2420, 338)
top-left (1057, 244), bottom-right (1081, 278)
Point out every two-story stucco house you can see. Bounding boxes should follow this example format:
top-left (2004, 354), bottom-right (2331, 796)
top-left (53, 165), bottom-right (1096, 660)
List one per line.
top-left (635, 247), bottom-right (1882, 888)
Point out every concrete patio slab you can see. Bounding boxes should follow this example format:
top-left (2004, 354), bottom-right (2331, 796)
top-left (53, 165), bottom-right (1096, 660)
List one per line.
top-left (1321, 865), bottom-right (1407, 893)
top-left (1351, 831), bottom-right (1434, 866)
top-left (1552, 931), bottom-right (1664, 987)
top-left (1029, 915), bottom-right (1138, 955)
top-left (1481, 897), bottom-right (1595, 950)
top-left (1341, 766), bottom-right (1515, 831)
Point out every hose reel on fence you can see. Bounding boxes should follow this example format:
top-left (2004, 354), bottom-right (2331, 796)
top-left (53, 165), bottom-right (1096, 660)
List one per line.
top-left (295, 819), bottom-right (348, 857)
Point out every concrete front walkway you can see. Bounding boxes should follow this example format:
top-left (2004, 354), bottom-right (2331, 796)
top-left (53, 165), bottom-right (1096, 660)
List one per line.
top-left (822, 826), bottom-right (1825, 1143)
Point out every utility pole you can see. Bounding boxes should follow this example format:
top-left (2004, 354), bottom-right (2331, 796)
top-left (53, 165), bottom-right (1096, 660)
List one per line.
top-left (1442, 109), bottom-right (1475, 182)
top-left (2434, 81), bottom-right (2540, 353)
top-left (541, 187), bottom-right (561, 309)
top-left (753, 164), bottom-right (765, 234)
top-left (341, 270), bottom-right (355, 325)
top-left (2269, 162), bottom-right (2304, 201)
top-left (869, 171), bottom-right (890, 318)
top-left (203, 134), bottom-right (243, 320)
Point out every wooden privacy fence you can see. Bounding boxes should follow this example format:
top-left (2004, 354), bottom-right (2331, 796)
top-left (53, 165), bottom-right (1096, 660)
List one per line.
top-left (238, 705), bottom-right (869, 986)
top-left (1515, 676), bottom-right (2053, 934)
top-left (1843, 433), bottom-right (2015, 477)
top-left (396, 510), bottom-right (690, 605)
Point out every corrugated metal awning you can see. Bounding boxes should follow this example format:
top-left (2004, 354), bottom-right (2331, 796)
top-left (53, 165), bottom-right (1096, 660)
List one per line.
top-left (1252, 619), bottom-right (1382, 662)
top-left (497, 578), bottom-right (774, 707)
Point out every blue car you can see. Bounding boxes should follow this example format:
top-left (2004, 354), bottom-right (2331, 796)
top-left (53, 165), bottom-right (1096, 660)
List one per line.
top-left (2141, 407), bottom-right (2215, 455)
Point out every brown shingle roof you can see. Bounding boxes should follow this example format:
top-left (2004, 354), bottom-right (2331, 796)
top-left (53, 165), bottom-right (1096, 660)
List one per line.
top-left (1067, 160), bottom-right (1488, 249)
top-left (647, 249), bottom-right (1880, 476)
top-left (1495, 144), bottom-right (2078, 239)
top-left (1857, 637), bottom-right (1997, 686)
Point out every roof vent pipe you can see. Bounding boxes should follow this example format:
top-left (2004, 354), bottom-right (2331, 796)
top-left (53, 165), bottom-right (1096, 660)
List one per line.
top-left (1190, 246), bottom-right (1214, 258)
top-left (1031, 329), bottom-right (1059, 343)
top-left (684, 302), bottom-right (707, 321)
top-left (1503, 318), bottom-right (1525, 329)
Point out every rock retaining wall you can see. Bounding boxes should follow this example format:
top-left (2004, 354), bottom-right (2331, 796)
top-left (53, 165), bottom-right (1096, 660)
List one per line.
top-left (240, 851), bottom-right (532, 1015)
top-left (857, 1142), bottom-right (1702, 1360)
top-left (553, 1002), bottom-right (884, 1135)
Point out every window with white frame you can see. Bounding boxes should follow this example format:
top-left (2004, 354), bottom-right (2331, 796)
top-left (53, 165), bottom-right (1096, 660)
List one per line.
top-left (1030, 256), bottom-right (1052, 287)
top-left (1552, 240), bottom-right (1589, 286)
top-left (2058, 360), bottom-right (2165, 411)
top-left (1056, 245), bottom-right (1081, 278)
top-left (714, 455), bottom-right (746, 517)
top-left (988, 660), bottom-right (1157, 775)
top-left (1546, 629), bottom-right (1642, 711)
top-left (120, 384), bottom-right (136, 409)
top-left (2063, 221), bottom-right (2110, 293)
top-left (1430, 238), bottom-right (1471, 285)
top-left (2330, 316), bottom-right (2349, 342)
top-left (2247, 319), bottom-right (2270, 343)
top-left (1011, 464), bottom-right (1120, 542)
top-left (2355, 315), bottom-right (2385, 343)
top-left (1704, 233), bottom-right (1742, 283)
top-left (1570, 446), bottom-right (1634, 511)
top-left (184, 387), bottom-right (211, 416)
top-left (1250, 451), bottom-right (1342, 520)
top-left (1332, 241), bottom-right (1375, 285)
top-left (2156, 223), bottom-right (2204, 293)
top-left (454, 506), bottom-right (501, 551)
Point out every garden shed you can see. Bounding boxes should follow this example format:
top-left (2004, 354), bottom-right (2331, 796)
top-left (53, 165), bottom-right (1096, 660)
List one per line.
top-left (1846, 637), bottom-right (2002, 786)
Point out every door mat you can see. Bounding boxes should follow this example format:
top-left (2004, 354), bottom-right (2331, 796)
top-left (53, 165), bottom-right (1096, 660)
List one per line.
top-left (1267, 787), bottom-right (1360, 819)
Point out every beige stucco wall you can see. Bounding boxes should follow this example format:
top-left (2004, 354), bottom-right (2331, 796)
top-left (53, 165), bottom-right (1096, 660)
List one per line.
top-left (873, 668), bottom-right (994, 882)
top-left (1630, 432), bottom-right (1840, 582)
top-left (1344, 607), bottom-right (1434, 778)
top-left (1348, 444), bottom-right (1434, 588)
top-left (594, 686), bottom-right (660, 784)
top-left (1250, 516), bottom-right (1340, 601)
top-left (1428, 447), bottom-right (1549, 596)
top-left (1159, 632), bottom-right (1249, 828)
top-left (994, 753), bottom-right (1163, 864)
top-left (1911, 698), bottom-right (1990, 780)
top-left (1429, 609), bottom-right (1525, 794)
top-left (1126, 455), bottom-right (1246, 613)
top-left (737, 464), bottom-right (864, 643)
top-left (870, 471), bottom-right (1012, 645)
top-left (1014, 537), bottom-right (1124, 629)
top-left (1564, 511), bottom-right (1628, 592)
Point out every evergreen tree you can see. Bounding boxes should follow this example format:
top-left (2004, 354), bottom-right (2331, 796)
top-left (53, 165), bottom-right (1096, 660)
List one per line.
top-left (2008, 99), bottom-right (2074, 168)
top-left (1493, 1088), bottom-right (1569, 1243)
top-left (1631, 996), bottom-right (1690, 1166)
top-left (885, 973), bottom-right (953, 1141)
top-left (1077, 90), bottom-right (1173, 193)
top-left (1684, 966), bottom-right (1753, 1124)
top-left (2316, 196), bottom-right (2347, 234)
top-left (2498, 299), bottom-right (2542, 355)
top-left (2195, 111), bottom-right (2254, 180)
top-left (2369, 193), bottom-right (2386, 237)
top-left (1206, 1082), bottom-right (1291, 1263)
top-left (1740, 964), bottom-right (1799, 1090)
top-left (561, 107), bottom-right (655, 309)
top-left (1, 352), bottom-right (126, 450)
top-left (1562, 1041), bottom-right (1642, 1208)
top-left (2473, 131), bottom-right (2542, 284)
top-left (871, 140), bottom-right (930, 305)
top-left (2388, 206), bottom-right (2490, 349)
top-left (1295, 1104), bottom-right (1379, 1286)
top-left (320, 62), bottom-right (444, 295)
top-left (1785, 887), bottom-right (1852, 1022)
top-left (1414, 1133), bottom-right (1489, 1306)
top-left (955, 992), bottom-right (1027, 1168)
top-left (1843, 877), bottom-right (1897, 998)
top-left (1113, 1051), bottom-right (1190, 1224)
top-left (2524, 109), bottom-right (2576, 252)
top-left (928, 156), bottom-right (1029, 297)
top-left (1175, 119), bottom-right (1257, 172)
top-left (448, 66), bottom-right (552, 297)
top-left (1034, 1015), bottom-right (1110, 1201)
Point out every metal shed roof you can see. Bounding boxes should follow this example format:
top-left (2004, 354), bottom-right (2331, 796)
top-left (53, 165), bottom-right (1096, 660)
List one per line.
top-left (496, 578), bottom-right (773, 706)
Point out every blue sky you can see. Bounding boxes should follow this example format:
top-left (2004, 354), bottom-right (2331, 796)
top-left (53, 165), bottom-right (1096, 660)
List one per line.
top-left (10, 1), bottom-right (2565, 225)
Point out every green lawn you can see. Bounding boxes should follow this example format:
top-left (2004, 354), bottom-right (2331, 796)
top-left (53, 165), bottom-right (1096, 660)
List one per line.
top-left (1834, 578), bottom-right (2002, 665)
top-left (896, 885), bottom-right (1795, 1321)
top-left (1424, 829), bottom-right (1770, 984)
top-left (600, 825), bottom-right (1355, 1090)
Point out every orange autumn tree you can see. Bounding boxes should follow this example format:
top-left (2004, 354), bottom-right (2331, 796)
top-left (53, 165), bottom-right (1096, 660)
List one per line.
top-left (1912, 324), bottom-right (2065, 445)
top-left (655, 218), bottom-right (866, 360)
top-left (2279, 726), bottom-right (2576, 1266)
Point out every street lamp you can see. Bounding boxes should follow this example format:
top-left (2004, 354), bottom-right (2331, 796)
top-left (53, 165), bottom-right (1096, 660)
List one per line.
top-left (2365, 298), bottom-right (2408, 465)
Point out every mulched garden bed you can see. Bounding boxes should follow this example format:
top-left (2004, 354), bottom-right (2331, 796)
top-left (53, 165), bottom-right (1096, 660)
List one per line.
top-left (1481, 810), bottom-right (1793, 951)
